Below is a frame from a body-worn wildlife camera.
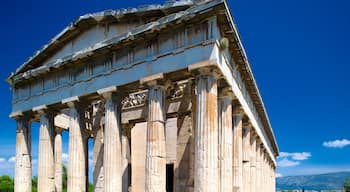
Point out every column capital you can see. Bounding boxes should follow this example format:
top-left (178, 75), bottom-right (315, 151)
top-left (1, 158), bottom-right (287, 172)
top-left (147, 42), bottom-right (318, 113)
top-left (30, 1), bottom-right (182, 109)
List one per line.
top-left (242, 120), bottom-right (253, 129)
top-left (61, 96), bottom-right (80, 108)
top-left (97, 86), bottom-right (117, 99)
top-left (219, 87), bottom-right (235, 100)
top-left (11, 111), bottom-right (31, 121)
top-left (32, 105), bottom-right (54, 116)
top-left (256, 137), bottom-right (263, 145)
top-left (140, 73), bottom-right (171, 90)
top-left (55, 127), bottom-right (64, 134)
top-left (232, 105), bottom-right (244, 117)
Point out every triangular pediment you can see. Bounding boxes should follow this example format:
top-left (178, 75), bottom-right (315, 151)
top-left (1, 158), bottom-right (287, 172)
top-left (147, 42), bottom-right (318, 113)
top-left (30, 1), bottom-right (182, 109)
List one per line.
top-left (9, 0), bottom-right (194, 79)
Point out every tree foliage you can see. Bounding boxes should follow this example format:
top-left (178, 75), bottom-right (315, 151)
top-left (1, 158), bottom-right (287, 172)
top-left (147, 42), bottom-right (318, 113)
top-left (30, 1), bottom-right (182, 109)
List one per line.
top-left (0, 165), bottom-right (93, 192)
top-left (0, 175), bottom-right (14, 192)
top-left (344, 177), bottom-right (350, 192)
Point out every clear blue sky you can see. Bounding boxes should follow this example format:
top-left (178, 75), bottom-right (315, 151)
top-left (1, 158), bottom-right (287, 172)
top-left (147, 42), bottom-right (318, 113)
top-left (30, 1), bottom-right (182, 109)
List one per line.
top-left (0, 0), bottom-right (349, 178)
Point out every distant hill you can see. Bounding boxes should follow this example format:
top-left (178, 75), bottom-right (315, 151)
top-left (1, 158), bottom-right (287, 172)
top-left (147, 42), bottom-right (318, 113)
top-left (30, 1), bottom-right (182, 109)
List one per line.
top-left (277, 171), bottom-right (350, 190)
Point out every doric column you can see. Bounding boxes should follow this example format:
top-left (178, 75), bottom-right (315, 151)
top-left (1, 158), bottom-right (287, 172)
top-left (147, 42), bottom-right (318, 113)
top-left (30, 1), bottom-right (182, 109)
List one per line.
top-left (36, 109), bottom-right (55, 192)
top-left (249, 131), bottom-right (257, 192)
top-left (263, 149), bottom-right (267, 192)
top-left (232, 107), bottom-right (244, 192)
top-left (55, 128), bottom-right (63, 192)
top-left (194, 69), bottom-right (219, 192)
top-left (92, 102), bottom-right (104, 192)
top-left (242, 122), bottom-right (251, 192)
top-left (142, 75), bottom-right (167, 192)
top-left (65, 100), bottom-right (87, 192)
top-left (122, 129), bottom-right (131, 192)
top-left (14, 116), bottom-right (32, 192)
top-left (272, 165), bottom-right (276, 191)
top-left (98, 86), bottom-right (122, 192)
top-left (218, 88), bottom-right (233, 192)
top-left (255, 139), bottom-right (262, 192)
top-left (260, 146), bottom-right (265, 192)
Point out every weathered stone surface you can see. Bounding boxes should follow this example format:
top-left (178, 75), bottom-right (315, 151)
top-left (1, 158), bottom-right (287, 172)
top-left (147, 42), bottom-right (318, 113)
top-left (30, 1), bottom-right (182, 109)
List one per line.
top-left (250, 132), bottom-right (257, 192)
top-left (233, 111), bottom-right (243, 192)
top-left (37, 112), bottom-right (55, 192)
top-left (194, 73), bottom-right (218, 192)
top-left (122, 134), bottom-right (130, 192)
top-left (218, 93), bottom-right (233, 192)
top-left (67, 105), bottom-right (87, 192)
top-left (242, 126), bottom-right (251, 192)
top-left (131, 123), bottom-right (147, 192)
top-left (54, 129), bottom-right (63, 192)
top-left (175, 115), bottom-right (194, 192)
top-left (93, 126), bottom-right (104, 192)
top-left (103, 93), bottom-right (122, 192)
top-left (15, 118), bottom-right (32, 192)
top-left (145, 86), bottom-right (166, 192)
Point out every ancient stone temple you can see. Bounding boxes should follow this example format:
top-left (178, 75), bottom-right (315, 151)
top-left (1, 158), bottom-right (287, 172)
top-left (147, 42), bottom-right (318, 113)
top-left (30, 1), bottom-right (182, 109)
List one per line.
top-left (7, 0), bottom-right (279, 191)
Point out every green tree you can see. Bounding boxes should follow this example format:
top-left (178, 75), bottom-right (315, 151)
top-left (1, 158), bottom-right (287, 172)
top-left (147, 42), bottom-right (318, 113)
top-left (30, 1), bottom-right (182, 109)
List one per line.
top-left (32, 176), bottom-right (38, 192)
top-left (0, 175), bottom-right (14, 192)
top-left (63, 165), bottom-right (68, 192)
top-left (344, 177), bottom-right (350, 192)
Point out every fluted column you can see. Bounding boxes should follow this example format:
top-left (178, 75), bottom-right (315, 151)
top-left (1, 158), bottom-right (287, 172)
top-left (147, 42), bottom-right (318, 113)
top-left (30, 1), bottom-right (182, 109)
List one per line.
top-left (67, 102), bottom-right (87, 192)
top-left (242, 123), bottom-right (251, 192)
top-left (122, 130), bottom-right (131, 192)
top-left (145, 83), bottom-right (166, 192)
top-left (255, 139), bottom-right (261, 192)
top-left (98, 87), bottom-right (122, 192)
top-left (55, 128), bottom-right (63, 192)
top-left (194, 70), bottom-right (219, 192)
top-left (233, 107), bottom-right (244, 192)
top-left (37, 110), bottom-right (55, 192)
top-left (250, 131), bottom-right (256, 192)
top-left (14, 117), bottom-right (32, 192)
top-left (272, 165), bottom-right (276, 191)
top-left (218, 89), bottom-right (233, 192)
top-left (262, 150), bottom-right (267, 192)
top-left (92, 102), bottom-right (104, 192)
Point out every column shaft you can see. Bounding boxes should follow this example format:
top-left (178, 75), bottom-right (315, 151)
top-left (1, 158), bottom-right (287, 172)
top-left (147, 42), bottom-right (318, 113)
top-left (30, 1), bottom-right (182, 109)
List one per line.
top-left (68, 105), bottom-right (87, 192)
top-left (194, 74), bottom-right (218, 192)
top-left (93, 126), bottom-right (104, 192)
top-left (250, 133), bottom-right (256, 192)
top-left (55, 129), bottom-right (63, 192)
top-left (218, 95), bottom-right (233, 192)
top-left (233, 112), bottom-right (243, 192)
top-left (145, 86), bottom-right (166, 192)
top-left (255, 142), bottom-right (261, 192)
top-left (93, 102), bottom-right (104, 192)
top-left (242, 127), bottom-right (251, 192)
top-left (38, 112), bottom-right (55, 192)
top-left (122, 134), bottom-right (130, 192)
top-left (104, 94), bottom-right (122, 192)
top-left (15, 118), bottom-right (32, 192)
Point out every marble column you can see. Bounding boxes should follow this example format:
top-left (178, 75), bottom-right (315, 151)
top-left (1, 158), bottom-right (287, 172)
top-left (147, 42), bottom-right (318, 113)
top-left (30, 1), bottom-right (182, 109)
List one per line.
top-left (242, 123), bottom-right (251, 192)
top-left (37, 110), bottom-right (55, 192)
top-left (218, 89), bottom-right (233, 192)
top-left (55, 128), bottom-right (63, 192)
top-left (92, 102), bottom-right (104, 192)
top-left (122, 131), bottom-right (131, 192)
top-left (67, 102), bottom-right (87, 192)
top-left (249, 131), bottom-right (256, 192)
top-left (100, 88), bottom-right (122, 192)
top-left (14, 117), bottom-right (32, 192)
top-left (233, 107), bottom-right (244, 192)
top-left (255, 140), bottom-right (261, 192)
top-left (194, 70), bottom-right (219, 192)
top-left (263, 150), bottom-right (267, 192)
top-left (145, 84), bottom-right (166, 192)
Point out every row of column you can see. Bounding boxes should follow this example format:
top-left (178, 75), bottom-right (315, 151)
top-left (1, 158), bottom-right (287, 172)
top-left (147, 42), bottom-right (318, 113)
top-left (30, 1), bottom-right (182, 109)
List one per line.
top-left (14, 69), bottom-right (276, 192)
